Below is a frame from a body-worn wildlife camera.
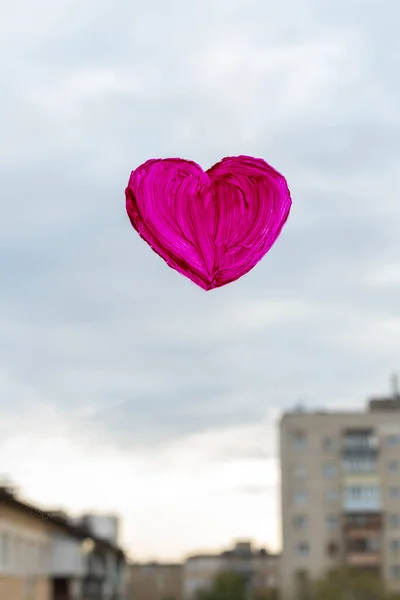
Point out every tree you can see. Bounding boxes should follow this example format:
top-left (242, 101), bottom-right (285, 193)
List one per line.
top-left (252, 589), bottom-right (280, 600)
top-left (305, 567), bottom-right (389, 600)
top-left (195, 571), bottom-right (248, 600)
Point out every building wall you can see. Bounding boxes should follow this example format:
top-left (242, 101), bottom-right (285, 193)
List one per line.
top-left (50, 535), bottom-right (86, 577)
top-left (128, 562), bottom-right (183, 600)
top-left (183, 556), bottom-right (222, 598)
top-left (0, 494), bottom-right (127, 600)
top-left (0, 577), bottom-right (51, 600)
top-left (182, 547), bottom-right (280, 599)
top-left (280, 409), bottom-right (400, 600)
top-left (252, 554), bottom-right (280, 592)
top-left (0, 503), bottom-right (53, 600)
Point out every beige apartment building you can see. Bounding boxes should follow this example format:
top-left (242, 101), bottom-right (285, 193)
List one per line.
top-left (183, 541), bottom-right (280, 599)
top-left (279, 392), bottom-right (400, 600)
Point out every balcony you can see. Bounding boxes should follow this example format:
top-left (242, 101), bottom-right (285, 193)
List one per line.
top-left (343, 515), bottom-right (382, 531)
top-left (342, 432), bottom-right (379, 458)
top-left (342, 458), bottom-right (377, 475)
top-left (344, 533), bottom-right (382, 567)
top-left (343, 486), bottom-right (381, 513)
top-left (346, 552), bottom-right (381, 567)
top-left (343, 497), bottom-right (381, 513)
top-left (345, 529), bottom-right (382, 540)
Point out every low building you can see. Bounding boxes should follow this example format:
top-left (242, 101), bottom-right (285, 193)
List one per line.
top-left (0, 484), bottom-right (127, 600)
top-left (182, 540), bottom-right (280, 599)
top-left (0, 484), bottom-right (53, 600)
top-left (127, 562), bottom-right (182, 600)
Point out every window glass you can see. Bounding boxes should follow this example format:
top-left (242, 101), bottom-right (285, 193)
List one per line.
top-left (293, 432), bottom-right (307, 450)
top-left (326, 515), bottom-right (338, 530)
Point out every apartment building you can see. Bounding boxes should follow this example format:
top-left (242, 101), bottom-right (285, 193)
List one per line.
top-left (127, 562), bottom-right (182, 600)
top-left (183, 541), bottom-right (280, 599)
top-left (279, 393), bottom-right (400, 600)
top-left (0, 484), bottom-right (127, 600)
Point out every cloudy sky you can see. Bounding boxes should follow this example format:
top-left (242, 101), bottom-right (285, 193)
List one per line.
top-left (1, 0), bottom-right (400, 562)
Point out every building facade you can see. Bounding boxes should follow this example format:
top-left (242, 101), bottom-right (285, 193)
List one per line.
top-left (279, 395), bottom-right (400, 600)
top-left (182, 541), bottom-right (280, 599)
top-left (0, 485), bottom-right (127, 600)
top-left (127, 562), bottom-right (182, 600)
top-left (0, 487), bottom-right (53, 600)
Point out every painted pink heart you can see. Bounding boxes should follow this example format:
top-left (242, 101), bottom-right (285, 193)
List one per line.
top-left (125, 155), bottom-right (292, 290)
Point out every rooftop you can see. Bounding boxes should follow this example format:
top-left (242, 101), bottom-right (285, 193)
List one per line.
top-left (0, 485), bottom-right (125, 559)
top-left (280, 393), bottom-right (400, 422)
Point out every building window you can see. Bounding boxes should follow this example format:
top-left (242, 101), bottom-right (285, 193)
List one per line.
top-left (295, 569), bottom-right (309, 580)
top-left (323, 463), bottom-right (337, 479)
top-left (391, 565), bottom-right (400, 578)
top-left (0, 533), bottom-right (10, 567)
top-left (343, 458), bottom-right (376, 473)
top-left (325, 489), bottom-right (339, 503)
top-left (345, 485), bottom-right (380, 501)
top-left (326, 515), bottom-right (339, 531)
top-left (293, 515), bottom-right (308, 530)
top-left (294, 465), bottom-right (307, 478)
top-left (39, 542), bottom-right (48, 574)
top-left (296, 541), bottom-right (309, 557)
top-left (389, 515), bottom-right (400, 528)
top-left (294, 492), bottom-right (307, 505)
top-left (387, 435), bottom-right (400, 446)
top-left (31, 541), bottom-right (39, 574)
top-left (25, 577), bottom-right (35, 600)
top-left (28, 541), bottom-right (36, 573)
top-left (326, 541), bottom-right (339, 557)
top-left (295, 570), bottom-right (310, 593)
top-left (350, 515), bottom-right (369, 527)
top-left (389, 461), bottom-right (400, 472)
top-left (390, 488), bottom-right (400, 498)
top-left (0, 534), bottom-right (4, 567)
top-left (349, 537), bottom-right (380, 553)
top-left (368, 537), bottom-right (381, 551)
top-left (292, 432), bottom-right (307, 450)
top-left (391, 540), bottom-right (400, 552)
top-left (7, 535), bottom-right (14, 572)
top-left (323, 437), bottom-right (335, 452)
top-left (344, 432), bottom-right (377, 450)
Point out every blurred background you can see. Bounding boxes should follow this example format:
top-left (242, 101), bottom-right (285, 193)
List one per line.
top-left (1, 0), bottom-right (400, 598)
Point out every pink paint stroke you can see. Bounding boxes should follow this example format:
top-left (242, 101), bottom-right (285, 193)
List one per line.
top-left (125, 155), bottom-right (292, 290)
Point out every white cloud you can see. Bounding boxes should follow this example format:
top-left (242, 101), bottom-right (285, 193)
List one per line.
top-left (0, 412), bottom-right (279, 560)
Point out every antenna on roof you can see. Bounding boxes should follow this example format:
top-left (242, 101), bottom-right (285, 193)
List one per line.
top-left (294, 399), bottom-right (306, 413)
top-left (392, 373), bottom-right (399, 398)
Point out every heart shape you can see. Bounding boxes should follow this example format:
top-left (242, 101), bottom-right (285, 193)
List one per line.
top-left (125, 155), bottom-right (291, 290)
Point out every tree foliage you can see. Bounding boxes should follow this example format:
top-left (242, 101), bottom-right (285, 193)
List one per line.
top-left (195, 571), bottom-right (248, 600)
top-left (194, 571), bottom-right (279, 600)
top-left (296, 567), bottom-right (398, 600)
top-left (252, 589), bottom-right (280, 600)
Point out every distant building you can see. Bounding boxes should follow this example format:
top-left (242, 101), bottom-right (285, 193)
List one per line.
top-left (78, 515), bottom-right (119, 546)
top-left (127, 562), bottom-right (182, 600)
top-left (182, 540), bottom-right (280, 599)
top-left (0, 484), bottom-right (127, 600)
top-left (279, 390), bottom-right (400, 600)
